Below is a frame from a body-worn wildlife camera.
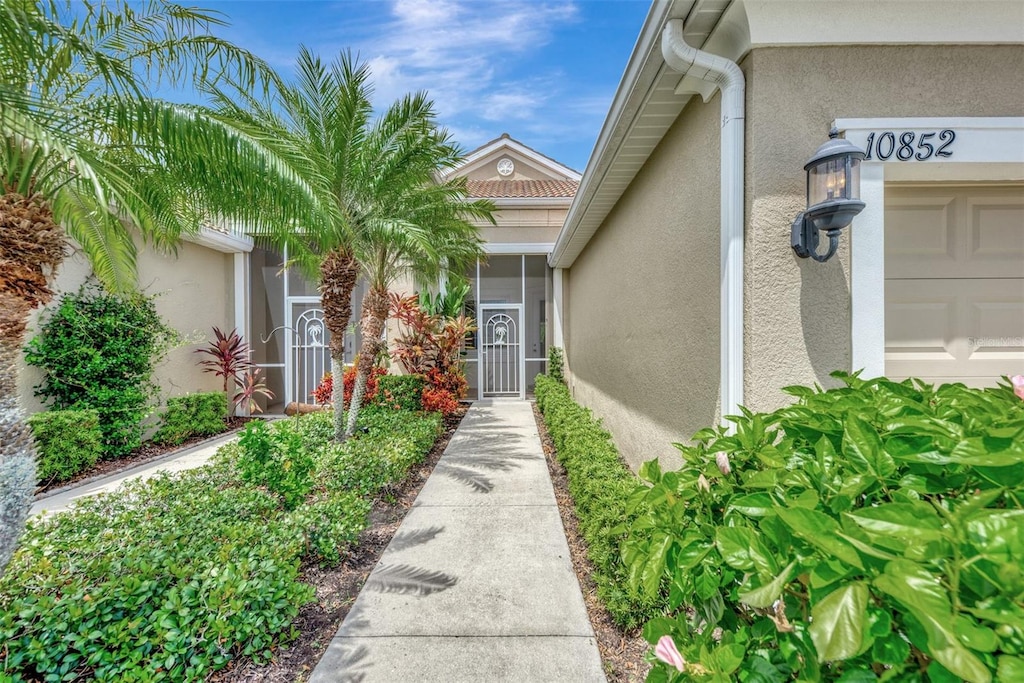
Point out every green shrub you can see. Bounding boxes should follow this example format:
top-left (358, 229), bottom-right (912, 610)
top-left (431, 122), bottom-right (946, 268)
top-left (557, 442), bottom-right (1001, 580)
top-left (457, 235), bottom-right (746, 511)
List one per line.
top-left (625, 372), bottom-right (1024, 683)
top-left (0, 406), bottom-right (445, 679)
top-left (375, 374), bottom-right (425, 411)
top-left (534, 374), bottom-right (663, 629)
top-left (0, 464), bottom-right (313, 680)
top-left (152, 392), bottom-right (227, 445)
top-left (28, 409), bottom-right (102, 484)
top-left (548, 346), bottom-right (565, 384)
top-left (24, 285), bottom-right (174, 458)
top-left (237, 419), bottom-right (314, 510)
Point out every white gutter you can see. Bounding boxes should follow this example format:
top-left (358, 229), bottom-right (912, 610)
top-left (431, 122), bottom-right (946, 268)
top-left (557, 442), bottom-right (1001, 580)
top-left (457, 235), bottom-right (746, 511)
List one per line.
top-left (661, 18), bottom-right (745, 428)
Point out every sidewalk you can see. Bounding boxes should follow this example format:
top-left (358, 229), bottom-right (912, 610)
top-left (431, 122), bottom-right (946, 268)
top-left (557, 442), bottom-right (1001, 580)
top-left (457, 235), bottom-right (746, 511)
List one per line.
top-left (310, 399), bottom-right (606, 682)
top-left (30, 430), bottom-right (240, 517)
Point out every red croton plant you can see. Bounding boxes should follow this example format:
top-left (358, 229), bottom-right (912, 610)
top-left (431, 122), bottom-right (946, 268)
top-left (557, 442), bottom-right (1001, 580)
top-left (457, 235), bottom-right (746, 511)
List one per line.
top-left (389, 292), bottom-right (473, 415)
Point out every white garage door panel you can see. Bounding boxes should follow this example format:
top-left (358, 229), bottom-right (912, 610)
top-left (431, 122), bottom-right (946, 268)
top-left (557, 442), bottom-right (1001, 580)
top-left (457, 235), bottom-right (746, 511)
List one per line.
top-left (886, 279), bottom-right (1024, 382)
top-left (885, 185), bottom-right (1024, 386)
top-left (886, 186), bottom-right (1024, 280)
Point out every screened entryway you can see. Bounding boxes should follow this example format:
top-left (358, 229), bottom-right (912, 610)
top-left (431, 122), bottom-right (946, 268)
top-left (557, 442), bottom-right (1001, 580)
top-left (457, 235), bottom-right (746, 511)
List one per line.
top-left (463, 254), bottom-right (551, 399)
top-left (249, 247), bottom-right (365, 412)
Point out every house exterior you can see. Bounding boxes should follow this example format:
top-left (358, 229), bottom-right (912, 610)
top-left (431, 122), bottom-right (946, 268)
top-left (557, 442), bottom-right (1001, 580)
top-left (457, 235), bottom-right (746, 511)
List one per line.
top-left (17, 227), bottom-right (249, 414)
top-left (446, 134), bottom-right (579, 400)
top-left (19, 135), bottom-right (576, 414)
top-left (549, 0), bottom-right (1024, 470)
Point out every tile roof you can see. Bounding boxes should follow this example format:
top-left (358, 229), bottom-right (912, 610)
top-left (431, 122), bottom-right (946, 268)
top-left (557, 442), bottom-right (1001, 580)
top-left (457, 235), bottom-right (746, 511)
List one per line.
top-left (466, 179), bottom-right (579, 199)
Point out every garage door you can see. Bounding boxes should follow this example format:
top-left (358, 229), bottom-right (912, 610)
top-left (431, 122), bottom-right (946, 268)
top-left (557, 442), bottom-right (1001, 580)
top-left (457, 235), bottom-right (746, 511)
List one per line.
top-left (885, 184), bottom-right (1024, 388)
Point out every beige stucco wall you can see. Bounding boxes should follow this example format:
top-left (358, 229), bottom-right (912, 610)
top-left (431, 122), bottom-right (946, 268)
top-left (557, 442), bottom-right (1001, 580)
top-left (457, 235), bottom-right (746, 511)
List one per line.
top-left (17, 238), bottom-right (235, 416)
top-left (743, 44), bottom-right (1024, 412)
top-left (479, 213), bottom-right (565, 245)
top-left (565, 93), bottom-right (723, 472)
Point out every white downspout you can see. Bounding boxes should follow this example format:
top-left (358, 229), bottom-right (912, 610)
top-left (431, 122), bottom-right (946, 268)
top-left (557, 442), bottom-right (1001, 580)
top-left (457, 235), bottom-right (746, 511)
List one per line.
top-left (661, 18), bottom-right (745, 429)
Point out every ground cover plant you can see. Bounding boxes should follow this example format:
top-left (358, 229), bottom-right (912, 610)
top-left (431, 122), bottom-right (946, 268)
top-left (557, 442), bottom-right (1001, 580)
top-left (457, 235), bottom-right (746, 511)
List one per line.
top-left (152, 392), bottom-right (228, 445)
top-left (24, 286), bottom-right (175, 458)
top-left (27, 409), bottom-right (102, 485)
top-left (535, 374), bottom-right (666, 630)
top-left (624, 372), bottom-right (1024, 682)
top-left (0, 408), bottom-right (441, 680)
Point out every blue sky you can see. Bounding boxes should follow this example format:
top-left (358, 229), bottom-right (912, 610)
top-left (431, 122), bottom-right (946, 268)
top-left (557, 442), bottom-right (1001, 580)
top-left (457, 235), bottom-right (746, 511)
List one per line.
top-left (187, 1), bottom-right (651, 172)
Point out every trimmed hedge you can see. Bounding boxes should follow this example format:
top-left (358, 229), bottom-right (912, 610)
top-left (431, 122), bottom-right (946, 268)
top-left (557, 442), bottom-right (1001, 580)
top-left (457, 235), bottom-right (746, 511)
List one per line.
top-left (375, 374), bottom-right (425, 412)
top-left (0, 408), bottom-right (442, 680)
top-left (152, 392), bottom-right (228, 445)
top-left (534, 374), bottom-right (664, 629)
top-left (28, 409), bottom-right (103, 484)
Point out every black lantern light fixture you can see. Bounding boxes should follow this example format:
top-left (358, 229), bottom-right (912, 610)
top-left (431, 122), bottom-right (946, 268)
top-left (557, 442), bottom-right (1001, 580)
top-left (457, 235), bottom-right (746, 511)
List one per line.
top-left (791, 127), bottom-right (866, 262)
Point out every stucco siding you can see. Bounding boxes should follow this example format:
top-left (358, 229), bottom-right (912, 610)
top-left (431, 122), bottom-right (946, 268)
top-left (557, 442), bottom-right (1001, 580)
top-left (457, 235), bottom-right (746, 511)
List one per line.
top-left (18, 238), bottom-right (235, 415)
top-left (479, 220), bottom-right (563, 245)
top-left (566, 95), bottom-right (723, 471)
top-left (743, 44), bottom-right (1024, 412)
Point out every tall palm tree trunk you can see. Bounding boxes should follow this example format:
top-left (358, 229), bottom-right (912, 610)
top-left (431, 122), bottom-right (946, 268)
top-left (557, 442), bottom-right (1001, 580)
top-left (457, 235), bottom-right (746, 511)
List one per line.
top-left (319, 248), bottom-right (360, 442)
top-left (0, 329), bottom-right (37, 574)
top-left (344, 286), bottom-right (389, 438)
top-left (0, 192), bottom-right (66, 573)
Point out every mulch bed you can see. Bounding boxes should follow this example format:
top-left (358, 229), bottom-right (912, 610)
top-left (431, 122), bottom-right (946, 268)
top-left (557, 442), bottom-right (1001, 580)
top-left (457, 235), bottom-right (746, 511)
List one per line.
top-left (34, 417), bottom-right (254, 496)
top-left (212, 404), bottom-right (468, 683)
top-left (532, 402), bottom-right (651, 683)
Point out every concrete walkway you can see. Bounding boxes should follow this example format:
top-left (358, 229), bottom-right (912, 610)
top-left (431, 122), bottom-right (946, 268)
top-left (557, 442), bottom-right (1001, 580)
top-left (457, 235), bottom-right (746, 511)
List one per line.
top-left (30, 431), bottom-right (240, 517)
top-left (310, 399), bottom-right (606, 683)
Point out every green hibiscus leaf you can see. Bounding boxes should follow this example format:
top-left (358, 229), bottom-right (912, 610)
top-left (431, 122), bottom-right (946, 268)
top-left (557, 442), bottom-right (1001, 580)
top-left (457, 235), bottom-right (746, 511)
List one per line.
top-left (843, 415), bottom-right (896, 477)
top-left (739, 560), bottom-right (796, 609)
top-left (874, 560), bottom-right (991, 683)
top-left (776, 506), bottom-right (863, 570)
top-left (809, 582), bottom-right (869, 662)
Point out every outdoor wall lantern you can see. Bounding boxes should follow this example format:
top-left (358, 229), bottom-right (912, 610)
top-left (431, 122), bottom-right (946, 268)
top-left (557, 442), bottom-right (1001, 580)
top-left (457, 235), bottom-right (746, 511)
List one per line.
top-left (791, 128), bottom-right (866, 262)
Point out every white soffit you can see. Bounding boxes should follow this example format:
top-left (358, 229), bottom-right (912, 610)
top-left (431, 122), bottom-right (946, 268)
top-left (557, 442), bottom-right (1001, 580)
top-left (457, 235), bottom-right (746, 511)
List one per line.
top-left (551, 0), bottom-right (730, 268)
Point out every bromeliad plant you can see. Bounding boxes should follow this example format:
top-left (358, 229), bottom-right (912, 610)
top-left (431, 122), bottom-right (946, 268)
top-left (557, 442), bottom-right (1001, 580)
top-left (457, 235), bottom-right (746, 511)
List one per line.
top-left (625, 372), bottom-right (1024, 683)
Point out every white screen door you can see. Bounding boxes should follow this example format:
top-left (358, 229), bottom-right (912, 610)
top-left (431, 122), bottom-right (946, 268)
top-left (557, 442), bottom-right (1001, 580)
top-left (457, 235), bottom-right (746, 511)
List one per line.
top-left (480, 305), bottom-right (523, 397)
top-left (286, 298), bottom-right (331, 405)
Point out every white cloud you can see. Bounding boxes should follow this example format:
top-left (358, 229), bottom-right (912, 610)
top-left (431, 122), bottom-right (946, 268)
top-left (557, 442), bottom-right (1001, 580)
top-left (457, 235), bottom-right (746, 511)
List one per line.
top-left (356, 0), bottom-right (579, 120)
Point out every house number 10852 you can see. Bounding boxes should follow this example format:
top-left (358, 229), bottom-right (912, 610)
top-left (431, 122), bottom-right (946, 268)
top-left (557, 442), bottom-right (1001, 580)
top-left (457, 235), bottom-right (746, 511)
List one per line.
top-left (863, 130), bottom-right (955, 161)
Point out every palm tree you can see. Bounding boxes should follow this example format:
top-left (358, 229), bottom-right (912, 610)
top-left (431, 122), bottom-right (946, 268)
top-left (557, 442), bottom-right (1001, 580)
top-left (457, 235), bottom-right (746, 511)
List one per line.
top-left (209, 49), bottom-right (492, 441)
top-left (0, 0), bottom-right (321, 573)
top-left (343, 117), bottom-right (491, 437)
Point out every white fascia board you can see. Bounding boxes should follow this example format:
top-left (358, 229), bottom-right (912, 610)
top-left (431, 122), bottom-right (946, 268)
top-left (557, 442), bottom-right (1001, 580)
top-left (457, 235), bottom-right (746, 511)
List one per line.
top-left (445, 137), bottom-right (583, 181)
top-left (484, 242), bottom-right (555, 255)
top-left (491, 197), bottom-right (574, 209)
top-left (186, 226), bottom-right (254, 253)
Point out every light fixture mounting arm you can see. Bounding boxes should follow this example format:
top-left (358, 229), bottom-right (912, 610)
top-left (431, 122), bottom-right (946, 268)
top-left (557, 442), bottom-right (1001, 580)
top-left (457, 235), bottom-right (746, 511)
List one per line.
top-left (792, 214), bottom-right (842, 262)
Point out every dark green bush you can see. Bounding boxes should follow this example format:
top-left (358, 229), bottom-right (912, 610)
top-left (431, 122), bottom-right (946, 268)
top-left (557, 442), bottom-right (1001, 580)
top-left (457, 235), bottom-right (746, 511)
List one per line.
top-left (152, 392), bottom-right (227, 445)
top-left (24, 285), bottom-right (174, 458)
top-left (375, 374), bottom-right (425, 411)
top-left (0, 406), bottom-right (444, 679)
top-left (237, 419), bottom-right (315, 510)
top-left (534, 374), bottom-right (663, 629)
top-left (626, 372), bottom-right (1024, 682)
top-left (548, 346), bottom-right (565, 384)
top-left (28, 409), bottom-right (102, 484)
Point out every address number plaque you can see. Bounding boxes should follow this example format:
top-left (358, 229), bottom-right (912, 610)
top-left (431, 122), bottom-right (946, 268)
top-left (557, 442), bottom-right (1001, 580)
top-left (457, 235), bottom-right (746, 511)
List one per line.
top-left (861, 129), bottom-right (956, 161)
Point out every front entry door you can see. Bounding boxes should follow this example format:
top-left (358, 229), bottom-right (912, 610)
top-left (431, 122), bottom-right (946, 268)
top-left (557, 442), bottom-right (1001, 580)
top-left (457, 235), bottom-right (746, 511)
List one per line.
top-left (286, 298), bottom-right (331, 405)
top-left (480, 305), bottom-right (523, 398)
